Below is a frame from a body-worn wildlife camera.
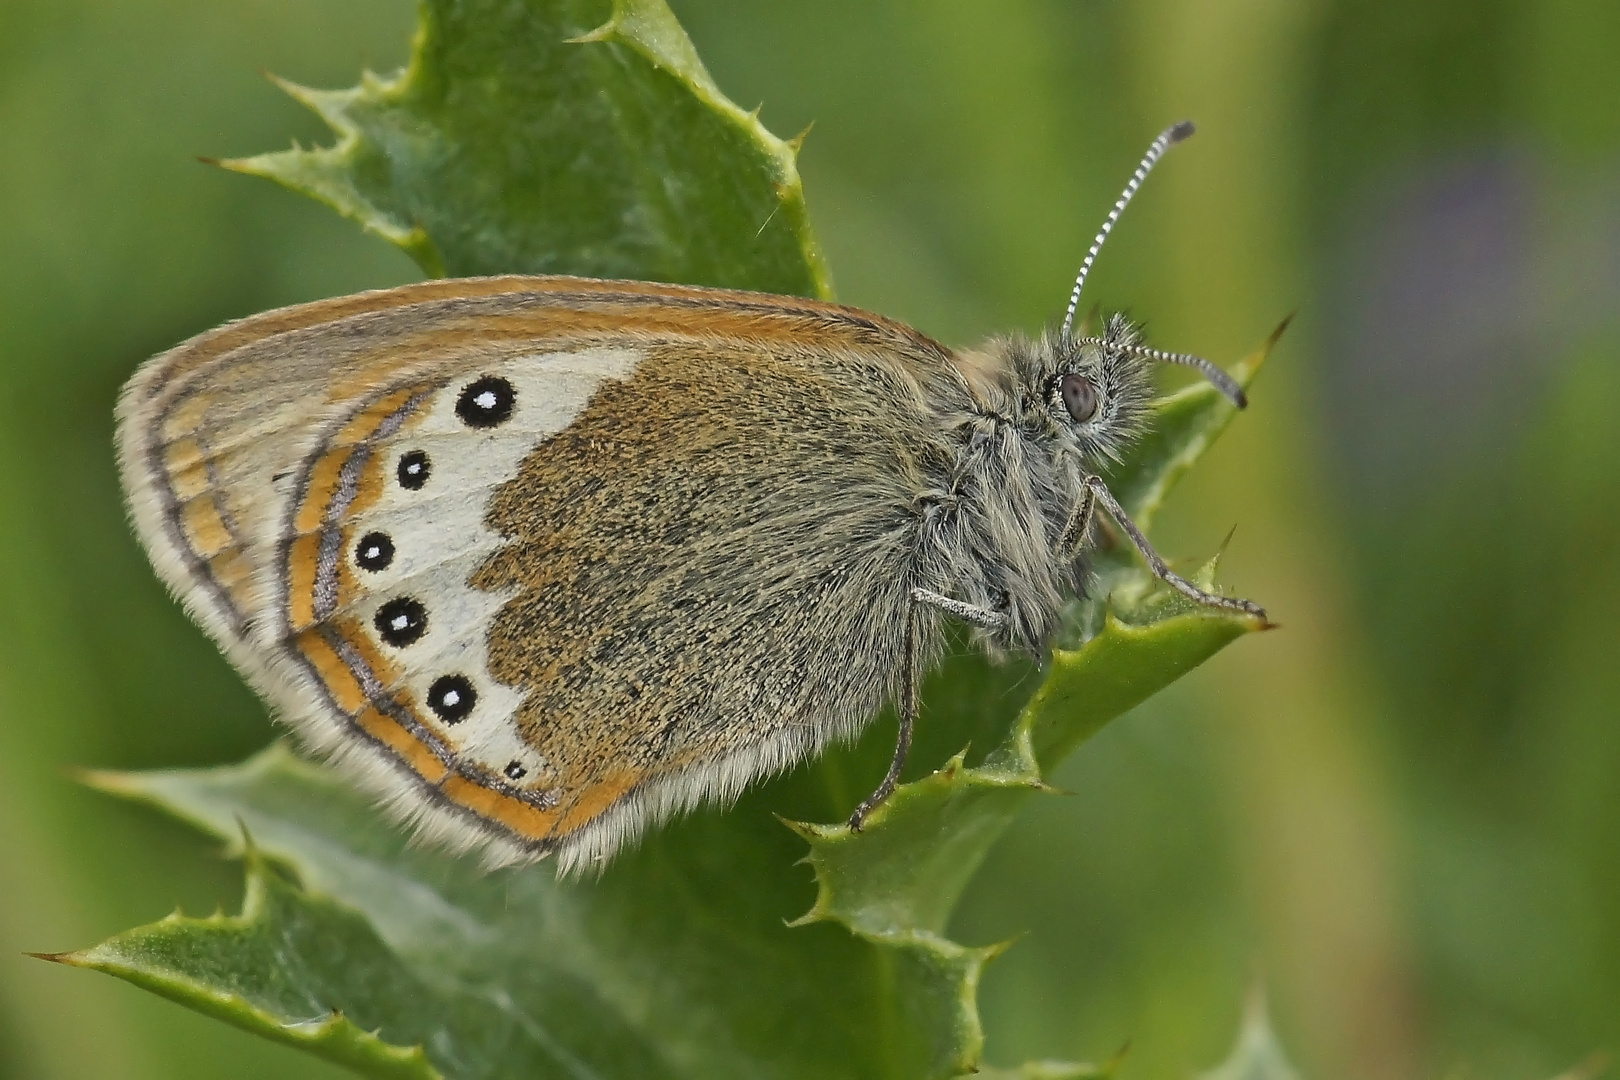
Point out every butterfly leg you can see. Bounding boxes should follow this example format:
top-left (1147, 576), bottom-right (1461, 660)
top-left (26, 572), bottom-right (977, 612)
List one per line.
top-left (910, 587), bottom-right (1007, 629)
top-left (1081, 475), bottom-right (1267, 619)
top-left (848, 603), bottom-right (924, 831)
top-left (1059, 481), bottom-right (1098, 559)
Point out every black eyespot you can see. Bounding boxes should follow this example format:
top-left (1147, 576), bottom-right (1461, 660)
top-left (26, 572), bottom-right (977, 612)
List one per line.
top-left (455, 376), bottom-right (516, 428)
top-left (427, 674), bottom-right (476, 723)
top-left (504, 761), bottom-right (527, 781)
top-left (1060, 373), bottom-right (1100, 423)
top-left (397, 450), bottom-right (431, 490)
top-left (375, 597), bottom-right (428, 647)
top-left (355, 532), bottom-right (395, 572)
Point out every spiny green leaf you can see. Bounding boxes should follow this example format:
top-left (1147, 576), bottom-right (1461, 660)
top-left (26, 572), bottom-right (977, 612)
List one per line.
top-left (225, 0), bottom-right (829, 295)
top-left (785, 607), bottom-right (1258, 987)
top-left (40, 848), bottom-right (441, 1080)
top-left (82, 745), bottom-right (993, 1078)
top-left (786, 749), bottom-right (1045, 940)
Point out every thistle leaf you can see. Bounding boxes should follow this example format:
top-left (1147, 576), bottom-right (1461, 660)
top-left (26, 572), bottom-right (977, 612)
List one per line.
top-left (223, 0), bottom-right (829, 295)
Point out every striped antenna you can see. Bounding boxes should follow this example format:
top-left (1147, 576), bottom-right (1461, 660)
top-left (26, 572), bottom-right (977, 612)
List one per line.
top-left (1075, 338), bottom-right (1248, 408)
top-left (1059, 120), bottom-right (1195, 340)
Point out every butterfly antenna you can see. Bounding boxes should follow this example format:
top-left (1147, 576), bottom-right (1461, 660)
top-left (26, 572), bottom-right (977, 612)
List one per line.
top-left (1075, 338), bottom-right (1249, 408)
top-left (1060, 120), bottom-right (1196, 341)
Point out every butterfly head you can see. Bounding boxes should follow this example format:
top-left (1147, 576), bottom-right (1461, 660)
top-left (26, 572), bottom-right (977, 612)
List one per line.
top-left (1004, 316), bottom-right (1157, 465)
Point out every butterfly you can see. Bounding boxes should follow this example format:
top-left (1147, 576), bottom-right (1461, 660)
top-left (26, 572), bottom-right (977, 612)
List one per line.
top-left (116, 121), bottom-right (1262, 873)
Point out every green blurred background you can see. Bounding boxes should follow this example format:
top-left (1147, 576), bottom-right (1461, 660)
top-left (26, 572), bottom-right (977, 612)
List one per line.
top-left (2, 1), bottom-right (1616, 1077)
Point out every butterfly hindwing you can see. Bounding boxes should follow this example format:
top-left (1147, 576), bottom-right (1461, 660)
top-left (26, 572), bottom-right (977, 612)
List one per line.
top-left (118, 275), bottom-right (963, 868)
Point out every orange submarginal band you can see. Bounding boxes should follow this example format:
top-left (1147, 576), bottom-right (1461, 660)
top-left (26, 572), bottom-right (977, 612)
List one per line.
top-left (440, 773), bottom-right (563, 843)
top-left (180, 494), bottom-right (235, 560)
top-left (354, 705), bottom-right (450, 785)
top-left (557, 771), bottom-right (642, 834)
top-left (163, 438), bottom-right (209, 501)
top-left (294, 446), bottom-right (356, 536)
top-left (292, 627), bottom-right (368, 715)
top-left (284, 532), bottom-right (324, 633)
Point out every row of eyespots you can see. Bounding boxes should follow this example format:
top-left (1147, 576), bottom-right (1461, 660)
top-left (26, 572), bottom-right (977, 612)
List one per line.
top-left (353, 376), bottom-right (526, 778)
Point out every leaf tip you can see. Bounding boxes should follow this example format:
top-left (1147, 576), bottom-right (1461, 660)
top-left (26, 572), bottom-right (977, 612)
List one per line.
top-left (1230, 314), bottom-right (1294, 388)
top-left (213, 153), bottom-right (266, 177)
top-left (782, 905), bottom-right (825, 930)
top-left (1198, 982), bottom-right (1302, 1080)
top-left (72, 765), bottom-right (144, 797)
top-left (257, 70), bottom-right (357, 134)
top-left (775, 814), bottom-right (830, 842)
top-left (260, 69), bottom-right (313, 104)
top-left (1221, 607), bottom-right (1274, 633)
top-left (565, 22), bottom-right (618, 46)
top-left (981, 933), bottom-right (1025, 964)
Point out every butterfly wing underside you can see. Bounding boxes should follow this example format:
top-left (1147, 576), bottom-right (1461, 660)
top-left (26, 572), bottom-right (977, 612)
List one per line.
top-left (117, 276), bottom-right (956, 868)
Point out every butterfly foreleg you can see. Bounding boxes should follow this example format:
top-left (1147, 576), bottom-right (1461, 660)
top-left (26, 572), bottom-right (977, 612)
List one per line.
top-left (909, 587), bottom-right (1008, 629)
top-left (1079, 475), bottom-right (1266, 619)
top-left (1058, 480), bottom-right (1098, 559)
top-left (848, 602), bottom-right (924, 831)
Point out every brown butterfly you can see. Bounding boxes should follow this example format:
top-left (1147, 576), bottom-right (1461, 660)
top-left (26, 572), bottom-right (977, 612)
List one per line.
top-left (116, 121), bottom-right (1262, 873)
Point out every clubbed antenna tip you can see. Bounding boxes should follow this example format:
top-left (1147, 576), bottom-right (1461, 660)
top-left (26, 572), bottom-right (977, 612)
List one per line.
top-left (1168, 119), bottom-right (1196, 144)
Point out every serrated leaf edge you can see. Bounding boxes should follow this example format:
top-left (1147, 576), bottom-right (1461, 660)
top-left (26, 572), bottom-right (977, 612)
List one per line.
top-left (784, 604), bottom-right (1256, 1076)
top-left (218, 69), bottom-right (446, 277)
top-left (80, 741), bottom-right (329, 860)
top-left (40, 849), bottom-right (443, 1080)
top-left (223, 0), bottom-right (832, 294)
top-left (572, 0), bottom-right (832, 298)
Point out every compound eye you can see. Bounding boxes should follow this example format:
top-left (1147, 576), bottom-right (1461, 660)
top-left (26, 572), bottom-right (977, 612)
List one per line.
top-left (1060, 373), bottom-right (1100, 423)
